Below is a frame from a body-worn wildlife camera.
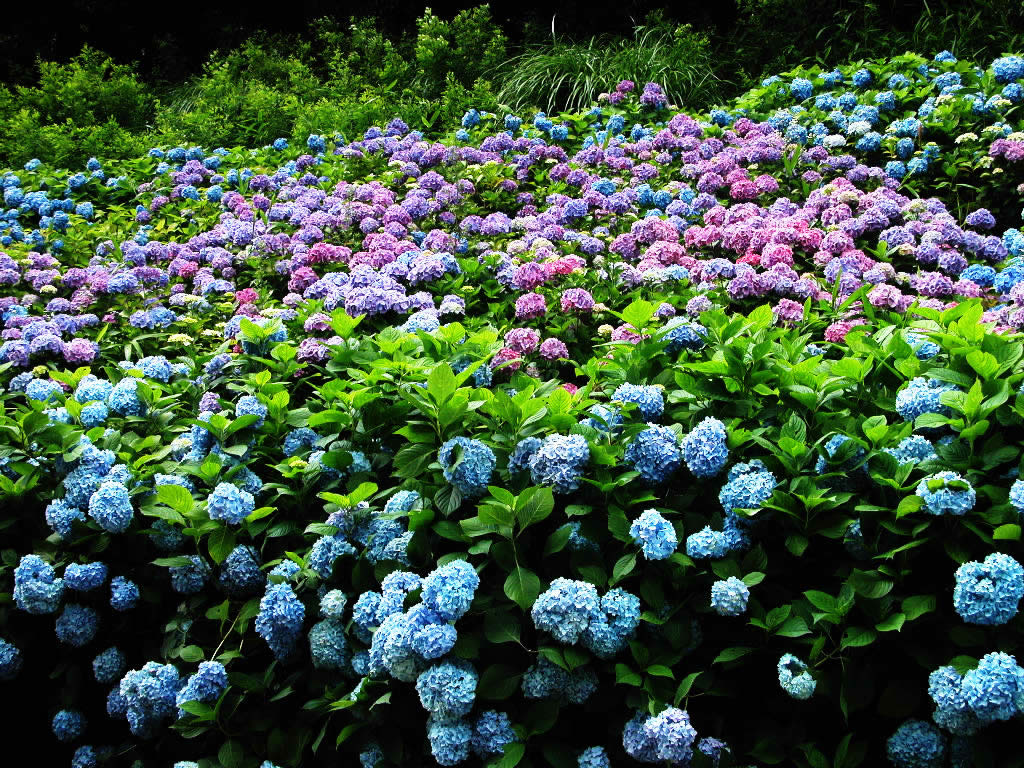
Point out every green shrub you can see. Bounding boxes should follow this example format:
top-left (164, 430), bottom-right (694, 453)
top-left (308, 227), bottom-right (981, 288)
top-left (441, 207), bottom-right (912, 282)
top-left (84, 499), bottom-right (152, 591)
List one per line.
top-left (0, 46), bottom-right (154, 167)
top-left (415, 6), bottom-right (507, 99)
top-left (496, 17), bottom-right (723, 113)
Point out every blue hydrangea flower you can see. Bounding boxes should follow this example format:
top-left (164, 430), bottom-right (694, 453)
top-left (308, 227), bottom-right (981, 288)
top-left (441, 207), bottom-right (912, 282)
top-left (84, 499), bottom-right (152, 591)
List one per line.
top-left (26, 378), bottom-right (62, 402)
top-left (622, 708), bottom-right (698, 764)
top-left (65, 562), bottom-right (107, 591)
top-left (961, 651), bottom-right (1024, 723)
top-left (176, 661), bottom-right (228, 717)
top-left (580, 404), bottom-right (623, 434)
top-left (416, 660), bottom-right (478, 718)
top-left (0, 638), bottom-right (23, 680)
top-left (895, 377), bottom-right (958, 422)
top-left (169, 556), bottom-right (210, 595)
top-left (360, 743), bottom-right (383, 768)
top-left (508, 437), bottom-right (542, 473)
top-left (256, 583), bottom-right (305, 660)
top-left (629, 509), bottom-right (677, 560)
top-left (438, 437), bottom-right (496, 498)
top-left (682, 417), bottom-right (728, 478)
top-left (108, 378), bottom-right (144, 416)
top-left (778, 654), bottom-right (816, 700)
top-left (308, 533), bottom-right (356, 578)
top-left (56, 603), bottom-right (99, 647)
top-left (954, 553), bottom-right (1024, 625)
top-left (814, 434), bottom-right (866, 473)
top-left (719, 460), bottom-right (777, 514)
top-left (412, 622), bottom-right (457, 660)
top-left (308, 619), bottom-right (350, 671)
top-left (421, 559), bottom-right (479, 622)
top-left (74, 374), bottom-right (113, 404)
top-left (612, 383), bottom-right (664, 421)
top-left (471, 710), bottom-right (516, 758)
top-left (710, 576), bottom-right (750, 616)
top-left (14, 554), bottom-right (64, 614)
top-left (581, 587), bottom-right (641, 658)
top-left (235, 395), bottom-right (267, 428)
top-left (885, 435), bottom-right (937, 464)
top-left (427, 715), bottom-right (472, 766)
top-left (320, 589), bottom-right (347, 619)
top-left (283, 427), bottom-right (319, 456)
top-left (72, 746), bottom-right (98, 768)
top-left (207, 482), bottom-right (255, 525)
top-left (92, 646), bottom-right (126, 684)
top-left (529, 434), bottom-right (590, 494)
top-left (578, 746), bottom-right (610, 768)
top-left (118, 661), bottom-right (183, 737)
top-left (218, 545), bottom-right (265, 596)
top-left (790, 78), bottom-right (814, 100)
top-left (624, 424), bottom-right (682, 485)
top-left (87, 480), bottom-right (133, 533)
top-left (52, 709), bottom-right (86, 742)
top-left (686, 526), bottom-right (731, 560)
top-left (916, 471), bottom-right (976, 516)
top-left (531, 578), bottom-right (600, 644)
top-left (887, 720), bottom-right (947, 768)
top-left (1009, 478), bottom-right (1024, 515)
top-left (521, 657), bottom-right (597, 703)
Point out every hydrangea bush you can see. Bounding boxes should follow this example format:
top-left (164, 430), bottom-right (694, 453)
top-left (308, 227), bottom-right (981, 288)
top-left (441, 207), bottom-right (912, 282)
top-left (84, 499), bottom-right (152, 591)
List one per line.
top-left (1, 51), bottom-right (1024, 768)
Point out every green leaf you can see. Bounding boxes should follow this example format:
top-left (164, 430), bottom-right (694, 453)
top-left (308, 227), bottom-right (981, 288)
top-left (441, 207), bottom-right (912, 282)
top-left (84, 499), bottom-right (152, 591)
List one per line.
top-left (993, 524), bottom-right (1021, 541)
top-left (901, 594), bottom-right (936, 621)
top-left (428, 363), bottom-right (457, 405)
top-left (477, 664), bottom-right (521, 700)
top-left (615, 663), bottom-right (642, 686)
top-left (504, 567), bottom-right (540, 611)
top-left (742, 571), bottom-right (765, 587)
top-left (218, 740), bottom-right (245, 768)
top-left (896, 494), bottom-right (924, 518)
top-left (966, 350), bottom-right (999, 380)
top-left (713, 646), bottom-right (753, 664)
top-left (646, 664), bottom-right (674, 679)
top-left (179, 644), bottom-right (205, 662)
top-left (620, 299), bottom-right (656, 330)
top-left (840, 626), bottom-right (877, 649)
top-left (610, 553), bottom-right (637, 586)
top-left (156, 484), bottom-right (193, 514)
top-left (785, 534), bottom-right (809, 556)
top-left (208, 527), bottom-right (236, 565)
top-left (804, 590), bottom-right (837, 613)
top-left (543, 525), bottom-right (573, 556)
top-left (876, 613), bottom-right (906, 632)
top-left (673, 672), bottom-right (702, 704)
top-left (515, 486), bottom-right (555, 531)
top-left (776, 617), bottom-right (811, 637)
top-left (483, 611), bottom-right (521, 644)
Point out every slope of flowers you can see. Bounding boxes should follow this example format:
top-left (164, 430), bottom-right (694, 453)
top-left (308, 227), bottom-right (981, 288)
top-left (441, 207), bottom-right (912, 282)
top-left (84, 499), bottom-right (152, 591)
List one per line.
top-left (1, 53), bottom-right (1024, 768)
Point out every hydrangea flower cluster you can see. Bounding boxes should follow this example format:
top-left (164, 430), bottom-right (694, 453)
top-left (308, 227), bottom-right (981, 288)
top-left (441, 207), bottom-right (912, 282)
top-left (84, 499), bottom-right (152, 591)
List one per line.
top-left (438, 437), bottom-right (496, 498)
top-left (710, 576), bottom-right (750, 616)
top-left (953, 553), bottom-right (1024, 625)
top-left (629, 509), bottom-right (678, 560)
top-left (778, 654), bottom-right (816, 700)
top-left (681, 417), bottom-right (728, 478)
top-left (624, 424), bottom-right (682, 484)
top-left (915, 471), bottom-right (976, 515)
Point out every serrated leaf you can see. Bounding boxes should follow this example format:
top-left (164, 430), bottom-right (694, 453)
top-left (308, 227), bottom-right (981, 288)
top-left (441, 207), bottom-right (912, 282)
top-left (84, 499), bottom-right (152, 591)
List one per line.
top-left (504, 567), bottom-right (540, 611)
top-left (713, 646), bottom-right (753, 664)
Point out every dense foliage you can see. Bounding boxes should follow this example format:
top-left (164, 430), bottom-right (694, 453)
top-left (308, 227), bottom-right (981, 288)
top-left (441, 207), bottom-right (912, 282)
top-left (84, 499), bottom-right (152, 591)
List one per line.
top-left (3, 1), bottom-right (1023, 168)
top-left (3, 47), bottom-right (1024, 768)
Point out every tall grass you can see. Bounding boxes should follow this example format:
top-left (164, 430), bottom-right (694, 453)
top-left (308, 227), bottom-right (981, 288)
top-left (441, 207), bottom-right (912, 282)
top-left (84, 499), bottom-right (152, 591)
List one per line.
top-left (494, 20), bottom-right (726, 113)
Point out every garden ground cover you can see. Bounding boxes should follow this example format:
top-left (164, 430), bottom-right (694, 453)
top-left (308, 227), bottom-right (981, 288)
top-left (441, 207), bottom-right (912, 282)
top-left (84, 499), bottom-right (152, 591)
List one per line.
top-left (2, 50), bottom-right (1024, 768)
